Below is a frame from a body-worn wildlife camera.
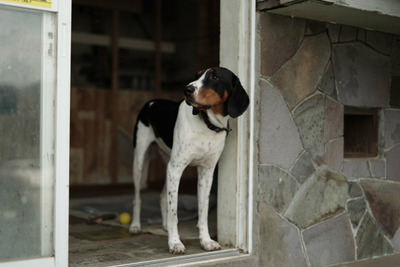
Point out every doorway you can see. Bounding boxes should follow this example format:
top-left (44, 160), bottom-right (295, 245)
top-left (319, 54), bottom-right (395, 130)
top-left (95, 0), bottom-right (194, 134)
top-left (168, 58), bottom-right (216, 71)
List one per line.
top-left (68, 0), bottom-right (221, 265)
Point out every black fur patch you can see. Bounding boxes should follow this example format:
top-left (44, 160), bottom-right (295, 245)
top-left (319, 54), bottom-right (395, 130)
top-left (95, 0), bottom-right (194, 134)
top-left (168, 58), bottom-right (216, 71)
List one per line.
top-left (133, 99), bottom-right (182, 149)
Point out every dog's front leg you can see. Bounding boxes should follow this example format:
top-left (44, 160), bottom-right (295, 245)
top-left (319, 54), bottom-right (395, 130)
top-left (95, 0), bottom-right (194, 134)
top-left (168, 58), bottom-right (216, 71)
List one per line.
top-left (197, 165), bottom-right (221, 251)
top-left (167, 159), bottom-right (186, 254)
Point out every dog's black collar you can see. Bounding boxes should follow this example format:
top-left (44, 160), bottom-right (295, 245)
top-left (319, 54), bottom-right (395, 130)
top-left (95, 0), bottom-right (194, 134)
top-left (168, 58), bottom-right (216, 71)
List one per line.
top-left (199, 111), bottom-right (231, 134)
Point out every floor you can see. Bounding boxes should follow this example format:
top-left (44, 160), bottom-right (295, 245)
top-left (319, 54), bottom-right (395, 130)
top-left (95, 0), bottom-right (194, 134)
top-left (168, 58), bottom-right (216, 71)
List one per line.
top-left (328, 253), bottom-right (400, 267)
top-left (69, 191), bottom-right (222, 267)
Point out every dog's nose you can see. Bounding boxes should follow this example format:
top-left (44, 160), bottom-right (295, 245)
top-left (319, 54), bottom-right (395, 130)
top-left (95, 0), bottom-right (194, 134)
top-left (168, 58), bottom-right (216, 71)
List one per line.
top-left (184, 85), bottom-right (195, 96)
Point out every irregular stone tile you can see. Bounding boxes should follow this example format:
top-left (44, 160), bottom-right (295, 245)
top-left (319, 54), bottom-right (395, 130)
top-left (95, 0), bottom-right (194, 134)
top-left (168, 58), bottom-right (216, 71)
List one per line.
top-left (386, 145), bottom-right (400, 182)
top-left (318, 61), bottom-right (337, 99)
top-left (348, 181), bottom-right (363, 198)
top-left (393, 227), bottom-right (400, 252)
top-left (333, 42), bottom-right (391, 107)
top-left (366, 31), bottom-right (392, 55)
top-left (305, 21), bottom-right (327, 35)
top-left (369, 159), bottom-right (386, 178)
top-left (325, 98), bottom-right (344, 141)
top-left (392, 37), bottom-right (400, 75)
top-left (284, 166), bottom-right (348, 229)
top-left (259, 79), bottom-right (303, 168)
top-left (271, 33), bottom-right (331, 108)
top-left (303, 213), bottom-right (355, 267)
top-left (356, 212), bottom-right (394, 260)
top-left (385, 109), bottom-right (400, 149)
top-left (339, 25), bottom-right (358, 42)
top-left (258, 165), bottom-right (300, 213)
top-left (325, 138), bottom-right (344, 172)
top-left (357, 29), bottom-right (366, 42)
top-left (293, 93), bottom-right (326, 165)
top-left (341, 160), bottom-right (371, 179)
top-left (258, 203), bottom-right (308, 267)
top-left (260, 13), bottom-right (305, 77)
top-left (390, 76), bottom-right (400, 108)
top-left (290, 150), bottom-right (315, 184)
top-left (360, 178), bottom-right (400, 238)
top-left (347, 198), bottom-right (366, 228)
top-left (327, 24), bottom-right (340, 43)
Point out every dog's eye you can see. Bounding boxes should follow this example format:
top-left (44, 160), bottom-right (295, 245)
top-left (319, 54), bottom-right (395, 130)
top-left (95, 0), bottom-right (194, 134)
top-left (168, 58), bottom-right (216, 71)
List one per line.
top-left (211, 74), bottom-right (219, 80)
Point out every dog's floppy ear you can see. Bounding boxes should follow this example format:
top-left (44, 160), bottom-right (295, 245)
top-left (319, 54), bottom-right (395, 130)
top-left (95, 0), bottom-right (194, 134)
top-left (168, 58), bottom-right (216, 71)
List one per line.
top-left (195, 69), bottom-right (206, 79)
top-left (228, 75), bottom-right (249, 118)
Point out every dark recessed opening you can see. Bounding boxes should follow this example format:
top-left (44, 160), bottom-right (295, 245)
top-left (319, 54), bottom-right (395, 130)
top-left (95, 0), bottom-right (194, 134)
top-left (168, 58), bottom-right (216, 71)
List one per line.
top-left (344, 108), bottom-right (379, 158)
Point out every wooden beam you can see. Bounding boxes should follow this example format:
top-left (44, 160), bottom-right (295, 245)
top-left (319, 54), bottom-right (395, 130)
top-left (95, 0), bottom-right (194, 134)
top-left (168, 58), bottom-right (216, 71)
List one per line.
top-left (71, 32), bottom-right (176, 53)
top-left (110, 10), bottom-right (119, 184)
top-left (155, 0), bottom-right (162, 96)
top-left (73, 0), bottom-right (141, 13)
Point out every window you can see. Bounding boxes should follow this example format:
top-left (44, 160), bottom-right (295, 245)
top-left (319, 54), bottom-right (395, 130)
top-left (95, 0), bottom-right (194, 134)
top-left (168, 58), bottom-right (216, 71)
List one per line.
top-left (344, 108), bottom-right (379, 158)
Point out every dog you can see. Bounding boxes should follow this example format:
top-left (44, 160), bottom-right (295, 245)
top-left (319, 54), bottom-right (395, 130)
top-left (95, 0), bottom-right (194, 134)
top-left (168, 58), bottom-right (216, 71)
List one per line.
top-left (129, 67), bottom-right (249, 254)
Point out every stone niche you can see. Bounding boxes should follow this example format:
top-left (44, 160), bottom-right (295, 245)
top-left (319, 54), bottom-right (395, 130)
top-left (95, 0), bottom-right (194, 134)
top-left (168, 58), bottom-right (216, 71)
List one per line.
top-left (258, 12), bottom-right (400, 266)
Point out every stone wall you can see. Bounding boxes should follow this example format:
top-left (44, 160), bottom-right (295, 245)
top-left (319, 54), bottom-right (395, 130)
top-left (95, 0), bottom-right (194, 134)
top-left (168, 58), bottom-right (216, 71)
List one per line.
top-left (257, 13), bottom-right (400, 266)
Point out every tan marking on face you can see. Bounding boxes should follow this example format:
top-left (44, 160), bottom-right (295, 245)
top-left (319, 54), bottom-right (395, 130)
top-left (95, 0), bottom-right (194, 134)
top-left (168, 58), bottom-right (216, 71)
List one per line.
top-left (194, 88), bottom-right (228, 116)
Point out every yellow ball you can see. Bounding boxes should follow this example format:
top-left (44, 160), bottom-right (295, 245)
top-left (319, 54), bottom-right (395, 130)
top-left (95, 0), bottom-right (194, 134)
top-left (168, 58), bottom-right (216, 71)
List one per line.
top-left (119, 212), bottom-right (131, 225)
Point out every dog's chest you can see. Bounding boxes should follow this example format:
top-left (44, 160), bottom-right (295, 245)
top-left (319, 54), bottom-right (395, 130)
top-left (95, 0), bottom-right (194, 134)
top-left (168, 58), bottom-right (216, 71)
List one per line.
top-left (173, 105), bottom-right (226, 165)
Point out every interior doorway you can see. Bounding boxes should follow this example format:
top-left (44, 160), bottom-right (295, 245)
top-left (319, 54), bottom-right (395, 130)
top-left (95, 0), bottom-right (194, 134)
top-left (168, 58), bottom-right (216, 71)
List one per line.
top-left (68, 0), bottom-right (221, 265)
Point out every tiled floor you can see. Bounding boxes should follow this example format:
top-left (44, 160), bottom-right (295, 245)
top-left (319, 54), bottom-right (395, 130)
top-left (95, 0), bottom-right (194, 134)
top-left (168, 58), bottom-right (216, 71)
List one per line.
top-left (69, 192), bottom-right (220, 267)
top-left (328, 253), bottom-right (400, 267)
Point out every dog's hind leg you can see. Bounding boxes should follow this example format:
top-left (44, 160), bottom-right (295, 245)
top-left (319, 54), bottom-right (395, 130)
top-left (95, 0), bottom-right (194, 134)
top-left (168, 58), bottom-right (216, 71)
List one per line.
top-left (160, 182), bottom-right (168, 231)
top-left (129, 121), bottom-right (155, 234)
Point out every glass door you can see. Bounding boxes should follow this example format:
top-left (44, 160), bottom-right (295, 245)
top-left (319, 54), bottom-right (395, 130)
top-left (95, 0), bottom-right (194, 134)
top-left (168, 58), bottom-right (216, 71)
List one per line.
top-left (0, 1), bottom-right (71, 266)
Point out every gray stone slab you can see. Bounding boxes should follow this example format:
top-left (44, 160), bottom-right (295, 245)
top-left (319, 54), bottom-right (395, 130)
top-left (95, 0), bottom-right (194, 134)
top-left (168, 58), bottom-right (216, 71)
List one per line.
top-left (347, 198), bottom-right (366, 229)
top-left (356, 213), bottom-right (394, 260)
top-left (369, 159), bottom-right (385, 178)
top-left (318, 61), bottom-right (337, 99)
top-left (385, 109), bottom-right (400, 149)
top-left (258, 203), bottom-right (308, 267)
top-left (303, 213), bottom-right (355, 267)
top-left (271, 33), bottom-right (331, 108)
top-left (258, 164), bottom-right (299, 213)
top-left (325, 98), bottom-right (343, 141)
top-left (259, 79), bottom-right (303, 169)
top-left (293, 93), bottom-right (326, 165)
top-left (341, 160), bottom-right (371, 179)
top-left (305, 21), bottom-right (327, 35)
top-left (333, 42), bottom-right (390, 108)
top-left (360, 179), bottom-right (400, 238)
top-left (339, 25), bottom-right (358, 42)
top-left (386, 145), bottom-right (400, 182)
top-left (290, 150), bottom-right (315, 184)
top-left (325, 138), bottom-right (344, 172)
top-left (366, 31), bottom-right (393, 55)
top-left (260, 13), bottom-right (305, 77)
top-left (392, 37), bottom-right (400, 75)
top-left (348, 181), bottom-right (363, 198)
top-left (392, 227), bottom-right (400, 252)
top-left (284, 166), bottom-right (348, 229)
top-left (327, 24), bottom-right (340, 43)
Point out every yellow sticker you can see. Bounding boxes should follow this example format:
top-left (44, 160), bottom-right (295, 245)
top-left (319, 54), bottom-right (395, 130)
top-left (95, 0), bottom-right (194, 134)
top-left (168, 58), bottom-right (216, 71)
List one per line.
top-left (0, 0), bottom-right (51, 8)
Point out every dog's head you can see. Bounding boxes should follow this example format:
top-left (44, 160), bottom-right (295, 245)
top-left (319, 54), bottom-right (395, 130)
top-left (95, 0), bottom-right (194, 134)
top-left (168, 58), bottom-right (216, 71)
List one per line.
top-left (184, 67), bottom-right (249, 118)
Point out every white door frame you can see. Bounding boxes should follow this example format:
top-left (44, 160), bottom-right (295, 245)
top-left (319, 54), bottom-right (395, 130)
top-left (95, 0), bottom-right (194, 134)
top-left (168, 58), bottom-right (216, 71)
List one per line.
top-left (0, 1), bottom-right (71, 266)
top-left (218, 0), bottom-right (258, 254)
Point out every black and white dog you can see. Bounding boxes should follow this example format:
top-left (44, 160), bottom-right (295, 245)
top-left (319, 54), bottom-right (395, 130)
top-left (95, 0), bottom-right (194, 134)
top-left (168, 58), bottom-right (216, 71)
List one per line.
top-left (130, 67), bottom-right (249, 254)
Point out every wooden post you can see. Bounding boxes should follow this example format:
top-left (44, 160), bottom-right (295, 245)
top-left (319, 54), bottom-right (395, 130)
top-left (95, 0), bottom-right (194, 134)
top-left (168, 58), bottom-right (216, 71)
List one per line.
top-left (155, 0), bottom-right (162, 96)
top-left (110, 9), bottom-right (119, 183)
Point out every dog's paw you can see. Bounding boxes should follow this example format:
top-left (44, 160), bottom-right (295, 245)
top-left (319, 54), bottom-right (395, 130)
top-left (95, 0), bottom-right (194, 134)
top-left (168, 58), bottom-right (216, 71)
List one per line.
top-left (200, 239), bottom-right (221, 251)
top-left (129, 224), bottom-right (141, 235)
top-left (169, 241), bottom-right (186, 254)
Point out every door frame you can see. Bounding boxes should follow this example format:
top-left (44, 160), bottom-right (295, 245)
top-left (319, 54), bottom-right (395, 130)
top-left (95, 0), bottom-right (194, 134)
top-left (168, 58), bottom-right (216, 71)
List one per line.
top-left (0, 1), bottom-right (71, 266)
